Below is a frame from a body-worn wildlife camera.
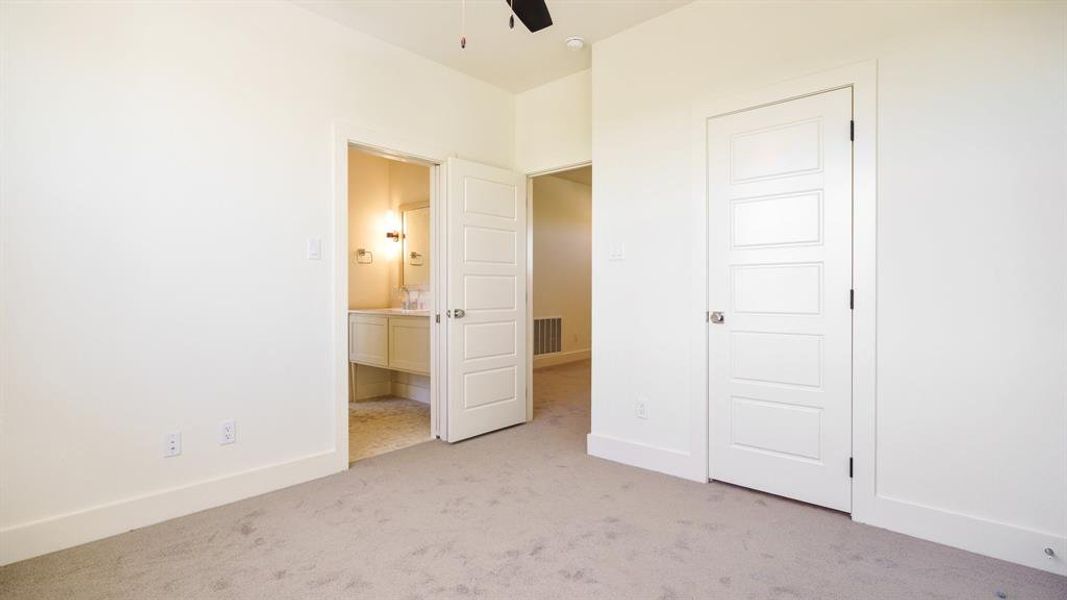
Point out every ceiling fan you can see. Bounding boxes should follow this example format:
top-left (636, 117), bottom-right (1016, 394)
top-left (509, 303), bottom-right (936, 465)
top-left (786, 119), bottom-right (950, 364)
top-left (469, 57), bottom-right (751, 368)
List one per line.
top-left (506, 0), bottom-right (553, 33)
top-left (460, 0), bottom-right (553, 48)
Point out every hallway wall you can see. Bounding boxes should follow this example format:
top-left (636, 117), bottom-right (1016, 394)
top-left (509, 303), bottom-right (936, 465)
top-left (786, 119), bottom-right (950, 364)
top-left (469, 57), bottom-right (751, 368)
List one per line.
top-left (532, 174), bottom-right (592, 367)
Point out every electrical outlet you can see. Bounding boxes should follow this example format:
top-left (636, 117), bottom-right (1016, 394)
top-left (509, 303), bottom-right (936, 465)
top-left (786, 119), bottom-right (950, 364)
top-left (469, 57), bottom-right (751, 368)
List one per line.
top-left (164, 432), bottom-right (182, 457)
top-left (635, 397), bottom-right (648, 420)
top-left (220, 420), bottom-right (236, 445)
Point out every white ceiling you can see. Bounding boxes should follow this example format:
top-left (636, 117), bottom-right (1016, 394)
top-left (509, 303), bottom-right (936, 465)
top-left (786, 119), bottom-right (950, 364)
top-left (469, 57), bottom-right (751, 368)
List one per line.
top-left (296, 0), bottom-right (690, 92)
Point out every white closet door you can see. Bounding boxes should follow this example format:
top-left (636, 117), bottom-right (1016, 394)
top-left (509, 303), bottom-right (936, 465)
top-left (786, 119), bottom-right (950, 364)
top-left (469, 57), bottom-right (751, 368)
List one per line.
top-left (444, 157), bottom-right (527, 442)
top-left (707, 88), bottom-right (853, 511)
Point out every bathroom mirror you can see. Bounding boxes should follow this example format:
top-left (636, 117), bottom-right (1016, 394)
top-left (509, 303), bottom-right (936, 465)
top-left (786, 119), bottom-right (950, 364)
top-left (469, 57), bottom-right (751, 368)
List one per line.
top-left (401, 205), bottom-right (430, 286)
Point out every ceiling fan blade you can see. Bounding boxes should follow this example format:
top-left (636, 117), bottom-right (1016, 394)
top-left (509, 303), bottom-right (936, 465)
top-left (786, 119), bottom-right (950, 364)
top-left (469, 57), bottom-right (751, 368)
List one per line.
top-left (507, 0), bottom-right (553, 33)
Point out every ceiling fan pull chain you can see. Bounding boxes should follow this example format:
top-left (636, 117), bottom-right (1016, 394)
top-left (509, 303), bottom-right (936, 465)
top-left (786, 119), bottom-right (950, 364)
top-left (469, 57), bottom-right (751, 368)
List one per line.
top-left (509, 0), bottom-right (515, 29)
top-left (460, 0), bottom-right (467, 49)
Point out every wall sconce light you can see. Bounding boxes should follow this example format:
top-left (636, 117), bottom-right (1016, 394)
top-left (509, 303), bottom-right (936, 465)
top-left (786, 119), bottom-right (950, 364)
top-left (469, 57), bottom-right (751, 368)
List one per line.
top-left (386, 231), bottom-right (402, 242)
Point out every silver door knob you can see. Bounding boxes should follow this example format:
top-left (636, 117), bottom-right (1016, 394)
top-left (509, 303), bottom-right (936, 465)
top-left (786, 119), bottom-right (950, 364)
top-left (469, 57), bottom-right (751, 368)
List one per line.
top-left (453, 309), bottom-right (466, 319)
top-left (710, 311), bottom-right (725, 324)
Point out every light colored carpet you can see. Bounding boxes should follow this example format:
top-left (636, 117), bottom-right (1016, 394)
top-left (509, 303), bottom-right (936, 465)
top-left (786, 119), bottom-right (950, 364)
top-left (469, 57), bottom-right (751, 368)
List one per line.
top-left (1, 360), bottom-right (1064, 599)
top-left (348, 396), bottom-right (431, 464)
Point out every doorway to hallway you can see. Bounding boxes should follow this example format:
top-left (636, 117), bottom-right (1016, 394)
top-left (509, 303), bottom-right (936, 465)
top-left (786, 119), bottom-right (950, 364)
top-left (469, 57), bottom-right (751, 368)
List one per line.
top-left (528, 165), bottom-right (592, 423)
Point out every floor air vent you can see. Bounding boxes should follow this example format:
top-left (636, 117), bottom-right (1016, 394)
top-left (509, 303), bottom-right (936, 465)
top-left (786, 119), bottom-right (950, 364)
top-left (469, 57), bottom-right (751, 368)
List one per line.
top-left (533, 317), bottom-right (562, 355)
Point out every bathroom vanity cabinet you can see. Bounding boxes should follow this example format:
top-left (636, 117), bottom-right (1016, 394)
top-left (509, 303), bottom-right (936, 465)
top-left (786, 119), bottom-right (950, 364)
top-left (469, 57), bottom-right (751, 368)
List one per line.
top-left (348, 309), bottom-right (430, 376)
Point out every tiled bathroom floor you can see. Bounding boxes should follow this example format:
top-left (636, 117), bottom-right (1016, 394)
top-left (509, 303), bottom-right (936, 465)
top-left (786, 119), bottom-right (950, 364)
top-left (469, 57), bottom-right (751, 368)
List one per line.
top-left (348, 396), bottom-right (431, 464)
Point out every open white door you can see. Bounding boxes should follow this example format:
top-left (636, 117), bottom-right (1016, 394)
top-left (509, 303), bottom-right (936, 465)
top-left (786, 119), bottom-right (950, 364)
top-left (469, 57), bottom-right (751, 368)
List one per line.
top-left (707, 88), bottom-right (853, 511)
top-left (443, 157), bottom-right (528, 442)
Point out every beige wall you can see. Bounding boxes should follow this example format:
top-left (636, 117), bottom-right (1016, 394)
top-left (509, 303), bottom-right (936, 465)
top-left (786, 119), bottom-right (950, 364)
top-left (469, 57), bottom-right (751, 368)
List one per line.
top-left (532, 174), bottom-right (591, 366)
top-left (0, 0), bottom-right (510, 564)
top-left (348, 150), bottom-right (430, 310)
top-left (388, 160), bottom-right (430, 208)
top-left (348, 151), bottom-right (431, 400)
top-left (387, 160), bottom-right (430, 294)
top-left (516, 69), bottom-right (591, 174)
top-left (590, 0), bottom-right (1066, 574)
top-left (348, 149), bottom-right (393, 309)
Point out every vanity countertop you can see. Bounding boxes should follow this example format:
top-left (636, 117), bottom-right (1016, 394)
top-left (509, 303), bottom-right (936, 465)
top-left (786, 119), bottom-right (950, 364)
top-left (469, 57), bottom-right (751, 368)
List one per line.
top-left (348, 308), bottom-right (430, 318)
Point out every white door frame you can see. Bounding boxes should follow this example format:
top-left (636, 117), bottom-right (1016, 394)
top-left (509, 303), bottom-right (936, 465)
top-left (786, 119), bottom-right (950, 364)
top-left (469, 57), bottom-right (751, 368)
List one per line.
top-left (690, 61), bottom-right (876, 519)
top-left (524, 160), bottom-right (593, 421)
top-left (331, 123), bottom-right (449, 470)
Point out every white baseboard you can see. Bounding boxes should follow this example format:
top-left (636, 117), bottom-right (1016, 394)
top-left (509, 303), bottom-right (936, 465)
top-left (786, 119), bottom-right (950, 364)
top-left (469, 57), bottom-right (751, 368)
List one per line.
top-left (534, 349), bottom-right (590, 369)
top-left (355, 381), bottom-right (391, 400)
top-left (392, 381), bottom-right (430, 404)
top-left (589, 433), bottom-right (1065, 575)
top-left (0, 450), bottom-right (341, 566)
top-left (856, 494), bottom-right (1066, 576)
top-left (587, 432), bottom-right (704, 483)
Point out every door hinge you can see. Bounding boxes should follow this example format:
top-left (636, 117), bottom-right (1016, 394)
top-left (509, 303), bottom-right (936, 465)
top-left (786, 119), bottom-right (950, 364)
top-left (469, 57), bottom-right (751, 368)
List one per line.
top-left (849, 120), bottom-right (854, 142)
top-left (849, 289), bottom-right (854, 310)
top-left (435, 313), bottom-right (441, 324)
top-left (849, 457), bottom-right (854, 478)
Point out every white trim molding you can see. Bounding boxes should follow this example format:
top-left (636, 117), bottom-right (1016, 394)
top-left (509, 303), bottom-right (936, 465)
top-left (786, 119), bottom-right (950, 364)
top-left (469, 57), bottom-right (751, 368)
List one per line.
top-left (855, 493), bottom-right (1066, 575)
top-left (533, 348), bottom-right (590, 369)
top-left (587, 433), bottom-right (705, 483)
top-left (0, 451), bottom-right (337, 565)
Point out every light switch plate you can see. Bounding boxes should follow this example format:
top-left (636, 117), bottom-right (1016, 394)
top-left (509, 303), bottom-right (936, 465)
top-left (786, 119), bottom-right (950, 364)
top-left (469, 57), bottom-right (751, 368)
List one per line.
top-left (306, 238), bottom-right (322, 260)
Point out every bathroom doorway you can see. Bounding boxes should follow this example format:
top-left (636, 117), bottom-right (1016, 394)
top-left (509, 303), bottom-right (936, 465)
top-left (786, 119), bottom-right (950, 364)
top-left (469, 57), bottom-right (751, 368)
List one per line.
top-left (334, 128), bottom-right (534, 467)
top-left (346, 145), bottom-right (435, 464)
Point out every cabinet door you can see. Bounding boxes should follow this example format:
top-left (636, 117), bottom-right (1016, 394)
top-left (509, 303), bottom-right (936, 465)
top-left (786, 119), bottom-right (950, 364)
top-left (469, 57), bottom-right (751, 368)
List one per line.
top-left (388, 317), bottom-right (430, 375)
top-left (350, 314), bottom-right (389, 367)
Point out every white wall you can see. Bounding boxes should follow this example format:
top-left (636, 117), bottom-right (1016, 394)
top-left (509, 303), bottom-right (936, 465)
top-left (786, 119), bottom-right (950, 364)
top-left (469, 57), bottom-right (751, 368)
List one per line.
top-left (515, 69), bottom-right (591, 174)
top-left (532, 174), bottom-right (591, 367)
top-left (589, 1), bottom-right (1066, 574)
top-left (0, 0), bottom-right (512, 564)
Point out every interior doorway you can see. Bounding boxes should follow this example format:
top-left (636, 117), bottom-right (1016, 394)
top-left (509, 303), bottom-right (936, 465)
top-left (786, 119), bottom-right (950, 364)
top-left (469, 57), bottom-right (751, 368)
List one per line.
top-left (336, 133), bottom-right (537, 464)
top-left (528, 164), bottom-right (592, 421)
top-left (704, 88), bottom-right (854, 511)
top-left (346, 145), bottom-right (435, 464)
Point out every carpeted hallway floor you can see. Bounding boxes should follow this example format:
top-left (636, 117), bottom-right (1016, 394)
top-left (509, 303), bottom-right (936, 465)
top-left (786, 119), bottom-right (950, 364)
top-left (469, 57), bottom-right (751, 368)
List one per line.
top-left (1, 360), bottom-right (1064, 599)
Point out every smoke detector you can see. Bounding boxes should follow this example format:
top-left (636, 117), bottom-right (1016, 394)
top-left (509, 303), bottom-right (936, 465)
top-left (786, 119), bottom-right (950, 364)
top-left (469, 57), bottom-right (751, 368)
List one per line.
top-left (564, 36), bottom-right (586, 51)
